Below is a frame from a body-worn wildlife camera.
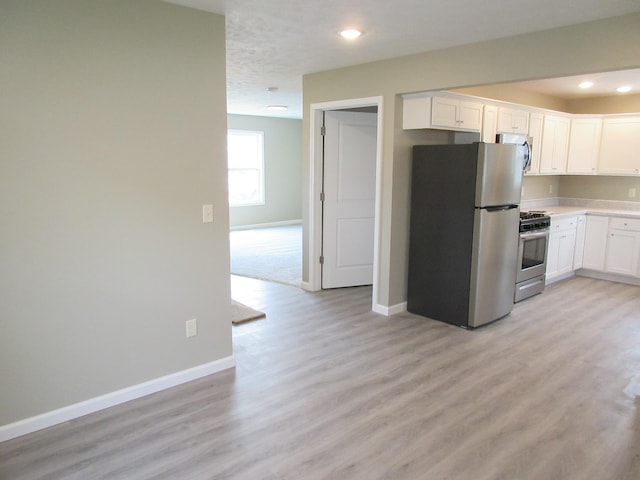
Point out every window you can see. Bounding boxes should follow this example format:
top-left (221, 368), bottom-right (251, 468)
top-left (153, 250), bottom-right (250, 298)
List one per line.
top-left (227, 130), bottom-right (265, 206)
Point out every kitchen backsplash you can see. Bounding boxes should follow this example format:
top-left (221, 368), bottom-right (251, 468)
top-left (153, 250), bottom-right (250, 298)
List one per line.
top-left (522, 175), bottom-right (640, 204)
top-left (523, 197), bottom-right (640, 211)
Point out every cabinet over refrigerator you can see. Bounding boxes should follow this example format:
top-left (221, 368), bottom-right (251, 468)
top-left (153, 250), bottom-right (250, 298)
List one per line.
top-left (407, 142), bottom-right (524, 328)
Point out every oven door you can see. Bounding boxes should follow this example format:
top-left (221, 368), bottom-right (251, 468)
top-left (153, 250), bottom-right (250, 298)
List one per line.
top-left (517, 229), bottom-right (549, 283)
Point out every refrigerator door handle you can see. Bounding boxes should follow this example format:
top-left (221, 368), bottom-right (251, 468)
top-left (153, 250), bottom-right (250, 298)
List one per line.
top-left (485, 205), bottom-right (518, 212)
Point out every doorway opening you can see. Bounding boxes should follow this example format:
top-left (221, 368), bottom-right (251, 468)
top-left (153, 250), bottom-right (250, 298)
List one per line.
top-left (307, 96), bottom-right (384, 312)
top-left (227, 116), bottom-right (304, 289)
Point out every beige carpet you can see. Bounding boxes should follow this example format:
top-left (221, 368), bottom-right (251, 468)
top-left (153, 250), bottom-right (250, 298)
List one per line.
top-left (231, 300), bottom-right (266, 325)
top-left (230, 225), bottom-right (301, 286)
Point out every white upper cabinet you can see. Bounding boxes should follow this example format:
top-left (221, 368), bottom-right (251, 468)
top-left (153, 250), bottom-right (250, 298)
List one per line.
top-left (402, 94), bottom-right (482, 132)
top-left (481, 104), bottom-right (498, 143)
top-left (598, 117), bottom-right (640, 175)
top-left (497, 107), bottom-right (529, 134)
top-left (527, 112), bottom-right (544, 175)
top-left (403, 93), bottom-right (640, 178)
top-left (567, 118), bottom-right (602, 174)
top-left (431, 96), bottom-right (483, 132)
top-left (402, 94), bottom-right (432, 130)
top-left (539, 115), bottom-right (570, 174)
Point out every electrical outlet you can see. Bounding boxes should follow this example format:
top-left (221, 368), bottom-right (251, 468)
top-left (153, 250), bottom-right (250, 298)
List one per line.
top-left (629, 188), bottom-right (637, 199)
top-left (186, 318), bottom-right (197, 338)
top-left (202, 204), bottom-right (214, 223)
top-left (548, 184), bottom-right (553, 194)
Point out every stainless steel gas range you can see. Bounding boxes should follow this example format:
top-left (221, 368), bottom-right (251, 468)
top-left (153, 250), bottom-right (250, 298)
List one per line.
top-left (515, 211), bottom-right (551, 302)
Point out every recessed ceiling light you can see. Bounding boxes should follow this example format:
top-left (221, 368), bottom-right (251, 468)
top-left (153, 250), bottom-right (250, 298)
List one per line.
top-left (340, 29), bottom-right (361, 40)
top-left (616, 85), bottom-right (632, 93)
top-left (578, 81), bottom-right (594, 89)
top-left (267, 105), bottom-right (288, 111)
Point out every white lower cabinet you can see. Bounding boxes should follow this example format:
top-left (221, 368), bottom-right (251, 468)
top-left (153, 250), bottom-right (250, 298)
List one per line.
top-left (581, 216), bottom-right (640, 278)
top-left (546, 216), bottom-right (577, 282)
top-left (582, 216), bottom-right (608, 271)
top-left (573, 215), bottom-right (587, 269)
top-left (605, 218), bottom-right (640, 277)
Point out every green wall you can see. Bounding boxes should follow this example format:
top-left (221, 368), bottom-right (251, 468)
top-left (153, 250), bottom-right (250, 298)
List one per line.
top-left (227, 115), bottom-right (302, 228)
top-left (0, 1), bottom-right (231, 427)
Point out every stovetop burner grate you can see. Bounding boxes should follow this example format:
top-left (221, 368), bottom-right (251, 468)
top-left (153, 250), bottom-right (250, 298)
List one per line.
top-left (519, 210), bottom-right (551, 231)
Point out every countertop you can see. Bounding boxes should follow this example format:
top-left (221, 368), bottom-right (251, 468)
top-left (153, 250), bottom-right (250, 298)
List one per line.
top-left (526, 205), bottom-right (640, 219)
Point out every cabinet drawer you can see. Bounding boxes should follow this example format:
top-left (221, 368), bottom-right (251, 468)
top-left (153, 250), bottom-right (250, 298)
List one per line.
top-left (551, 216), bottom-right (577, 231)
top-left (609, 217), bottom-right (640, 231)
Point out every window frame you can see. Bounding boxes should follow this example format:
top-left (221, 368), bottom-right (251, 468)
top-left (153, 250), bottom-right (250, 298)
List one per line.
top-left (227, 129), bottom-right (265, 207)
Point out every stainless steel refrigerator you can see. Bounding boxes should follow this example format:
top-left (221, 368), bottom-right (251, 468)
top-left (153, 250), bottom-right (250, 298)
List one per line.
top-left (407, 142), bottom-right (523, 328)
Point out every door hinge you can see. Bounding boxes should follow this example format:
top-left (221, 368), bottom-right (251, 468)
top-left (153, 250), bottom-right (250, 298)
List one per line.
top-left (320, 125), bottom-right (326, 136)
top-left (320, 192), bottom-right (325, 202)
top-left (319, 255), bottom-right (324, 265)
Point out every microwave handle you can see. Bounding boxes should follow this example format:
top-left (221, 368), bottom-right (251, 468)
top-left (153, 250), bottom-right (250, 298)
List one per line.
top-left (522, 139), bottom-right (532, 172)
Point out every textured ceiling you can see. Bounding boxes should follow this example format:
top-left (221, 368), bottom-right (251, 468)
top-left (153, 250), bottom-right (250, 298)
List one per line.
top-left (165, 0), bottom-right (640, 118)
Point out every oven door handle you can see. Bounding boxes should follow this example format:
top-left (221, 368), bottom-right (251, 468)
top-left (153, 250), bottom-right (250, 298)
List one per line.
top-left (520, 230), bottom-right (549, 240)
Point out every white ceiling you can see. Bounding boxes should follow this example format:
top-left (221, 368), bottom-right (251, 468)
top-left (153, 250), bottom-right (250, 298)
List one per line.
top-left (165, 0), bottom-right (640, 118)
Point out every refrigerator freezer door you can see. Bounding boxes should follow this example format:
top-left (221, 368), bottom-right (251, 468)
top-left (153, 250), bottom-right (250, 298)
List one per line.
top-left (475, 144), bottom-right (523, 207)
top-left (468, 207), bottom-right (520, 327)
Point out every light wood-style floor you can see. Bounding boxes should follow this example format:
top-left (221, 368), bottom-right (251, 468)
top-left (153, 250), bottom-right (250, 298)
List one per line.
top-left (1, 275), bottom-right (639, 480)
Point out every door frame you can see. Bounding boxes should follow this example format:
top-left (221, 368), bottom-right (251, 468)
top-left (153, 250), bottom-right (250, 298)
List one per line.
top-left (306, 96), bottom-right (384, 312)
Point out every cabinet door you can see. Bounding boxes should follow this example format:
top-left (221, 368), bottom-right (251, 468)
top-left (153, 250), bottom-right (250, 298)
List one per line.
top-left (599, 117), bottom-right (640, 175)
top-left (431, 96), bottom-right (460, 129)
top-left (546, 232), bottom-right (561, 277)
top-left (402, 95), bottom-right (432, 129)
top-left (582, 216), bottom-right (609, 271)
top-left (497, 107), bottom-right (529, 134)
top-left (567, 118), bottom-right (602, 174)
top-left (527, 113), bottom-right (544, 174)
top-left (573, 215), bottom-right (586, 269)
top-left (540, 115), bottom-right (570, 174)
top-left (605, 230), bottom-right (640, 277)
top-left (482, 104), bottom-right (498, 143)
top-left (557, 229), bottom-right (577, 275)
top-left (458, 100), bottom-right (483, 131)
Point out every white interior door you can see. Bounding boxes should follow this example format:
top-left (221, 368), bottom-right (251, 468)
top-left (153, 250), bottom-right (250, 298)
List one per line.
top-left (322, 110), bottom-right (377, 288)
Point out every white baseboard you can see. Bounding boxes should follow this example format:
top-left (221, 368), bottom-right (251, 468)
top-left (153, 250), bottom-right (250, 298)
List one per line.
top-left (373, 301), bottom-right (407, 316)
top-left (230, 219), bottom-right (301, 231)
top-left (0, 355), bottom-right (235, 443)
top-left (546, 271), bottom-right (575, 285)
top-left (576, 269), bottom-right (640, 286)
top-left (300, 281), bottom-right (313, 291)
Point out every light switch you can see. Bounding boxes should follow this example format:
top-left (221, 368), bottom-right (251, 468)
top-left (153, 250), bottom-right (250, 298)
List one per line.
top-left (202, 204), bottom-right (214, 223)
top-left (186, 318), bottom-right (197, 338)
